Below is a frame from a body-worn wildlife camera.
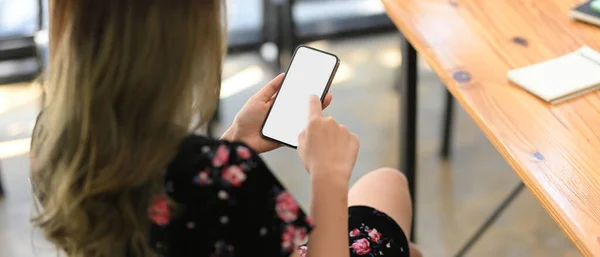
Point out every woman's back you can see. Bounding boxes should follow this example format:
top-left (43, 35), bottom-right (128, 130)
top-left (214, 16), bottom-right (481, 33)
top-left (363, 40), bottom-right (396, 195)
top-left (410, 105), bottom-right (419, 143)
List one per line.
top-left (148, 135), bottom-right (310, 256)
top-left (31, 1), bottom-right (224, 256)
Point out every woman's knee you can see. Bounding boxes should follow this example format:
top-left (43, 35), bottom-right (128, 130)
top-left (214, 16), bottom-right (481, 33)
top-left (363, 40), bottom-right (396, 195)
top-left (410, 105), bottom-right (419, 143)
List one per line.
top-left (349, 167), bottom-right (412, 209)
top-left (376, 167), bottom-right (408, 187)
top-left (354, 167), bottom-right (409, 193)
top-left (349, 167), bottom-right (413, 238)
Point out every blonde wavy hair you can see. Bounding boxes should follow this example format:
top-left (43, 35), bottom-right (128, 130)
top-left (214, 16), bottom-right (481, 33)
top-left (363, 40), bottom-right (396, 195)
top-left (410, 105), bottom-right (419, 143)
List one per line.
top-left (30, 1), bottom-right (224, 256)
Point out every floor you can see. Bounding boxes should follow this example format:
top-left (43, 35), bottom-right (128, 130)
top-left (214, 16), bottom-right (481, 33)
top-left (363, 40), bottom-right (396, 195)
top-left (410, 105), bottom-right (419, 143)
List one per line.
top-left (0, 33), bottom-right (580, 257)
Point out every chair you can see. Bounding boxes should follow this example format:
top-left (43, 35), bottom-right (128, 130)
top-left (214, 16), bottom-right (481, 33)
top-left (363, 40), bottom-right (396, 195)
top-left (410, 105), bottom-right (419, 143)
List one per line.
top-left (0, 0), bottom-right (46, 196)
top-left (0, 0), bottom-right (45, 85)
top-left (0, 36), bottom-right (41, 84)
top-left (262, 0), bottom-right (396, 70)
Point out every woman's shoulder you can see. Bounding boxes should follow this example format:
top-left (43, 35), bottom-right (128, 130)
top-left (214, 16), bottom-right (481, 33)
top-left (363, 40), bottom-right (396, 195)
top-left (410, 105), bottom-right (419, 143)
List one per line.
top-left (175, 134), bottom-right (254, 153)
top-left (177, 134), bottom-right (219, 150)
top-left (169, 134), bottom-right (257, 169)
top-left (164, 134), bottom-right (261, 201)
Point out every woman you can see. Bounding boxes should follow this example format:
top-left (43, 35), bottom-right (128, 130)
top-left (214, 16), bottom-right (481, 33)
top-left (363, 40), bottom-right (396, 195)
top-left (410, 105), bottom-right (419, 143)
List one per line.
top-left (31, 1), bottom-right (419, 257)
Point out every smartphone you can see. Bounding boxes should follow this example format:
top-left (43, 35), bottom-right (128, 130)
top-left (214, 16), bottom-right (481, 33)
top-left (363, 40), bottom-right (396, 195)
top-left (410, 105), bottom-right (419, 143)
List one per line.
top-left (261, 45), bottom-right (340, 148)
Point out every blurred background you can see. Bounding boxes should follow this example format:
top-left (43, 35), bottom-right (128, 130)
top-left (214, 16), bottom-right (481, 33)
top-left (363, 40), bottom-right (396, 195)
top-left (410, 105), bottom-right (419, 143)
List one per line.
top-left (0, 0), bottom-right (580, 256)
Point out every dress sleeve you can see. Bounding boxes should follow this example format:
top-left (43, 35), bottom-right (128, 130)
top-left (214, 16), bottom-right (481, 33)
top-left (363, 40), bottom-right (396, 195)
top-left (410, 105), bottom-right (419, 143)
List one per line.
top-left (149, 135), bottom-right (312, 257)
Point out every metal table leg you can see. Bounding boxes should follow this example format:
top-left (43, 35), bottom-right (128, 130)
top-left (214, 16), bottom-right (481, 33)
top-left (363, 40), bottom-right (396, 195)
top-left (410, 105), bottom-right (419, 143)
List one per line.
top-left (0, 161), bottom-right (4, 196)
top-left (262, 0), bottom-right (282, 71)
top-left (454, 182), bottom-right (525, 257)
top-left (262, 0), bottom-right (298, 72)
top-left (278, 0), bottom-right (297, 67)
top-left (440, 89), bottom-right (455, 159)
top-left (401, 39), bottom-right (418, 241)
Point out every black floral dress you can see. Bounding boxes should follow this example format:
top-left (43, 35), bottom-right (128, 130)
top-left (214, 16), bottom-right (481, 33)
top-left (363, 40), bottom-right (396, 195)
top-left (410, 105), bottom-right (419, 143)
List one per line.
top-left (149, 135), bottom-right (410, 257)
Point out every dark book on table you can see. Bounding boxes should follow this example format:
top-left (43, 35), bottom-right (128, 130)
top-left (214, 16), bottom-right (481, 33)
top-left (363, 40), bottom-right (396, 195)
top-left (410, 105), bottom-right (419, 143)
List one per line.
top-left (571, 1), bottom-right (600, 27)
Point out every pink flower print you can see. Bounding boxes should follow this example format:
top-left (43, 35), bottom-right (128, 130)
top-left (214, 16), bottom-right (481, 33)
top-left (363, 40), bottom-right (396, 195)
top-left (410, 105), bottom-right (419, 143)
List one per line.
top-left (149, 195), bottom-right (170, 226)
top-left (222, 165), bottom-right (246, 187)
top-left (350, 238), bottom-right (371, 255)
top-left (281, 225), bottom-right (296, 251)
top-left (193, 169), bottom-right (212, 185)
top-left (218, 190), bottom-right (229, 200)
top-left (276, 191), bottom-right (300, 222)
top-left (305, 216), bottom-right (313, 227)
top-left (294, 226), bottom-right (308, 246)
top-left (368, 228), bottom-right (381, 242)
top-left (299, 245), bottom-right (308, 257)
top-left (349, 228), bottom-right (360, 237)
top-left (212, 145), bottom-right (229, 167)
top-left (186, 222), bottom-right (195, 229)
top-left (236, 146), bottom-right (252, 160)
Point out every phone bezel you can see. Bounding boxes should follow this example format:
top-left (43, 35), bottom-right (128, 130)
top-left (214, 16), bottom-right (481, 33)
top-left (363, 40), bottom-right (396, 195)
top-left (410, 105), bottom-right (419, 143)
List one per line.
top-left (260, 45), bottom-right (340, 149)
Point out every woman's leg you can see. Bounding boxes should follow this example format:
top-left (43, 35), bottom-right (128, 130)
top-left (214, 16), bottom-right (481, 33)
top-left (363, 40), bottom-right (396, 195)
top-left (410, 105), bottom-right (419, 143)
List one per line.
top-left (348, 167), bottom-right (421, 257)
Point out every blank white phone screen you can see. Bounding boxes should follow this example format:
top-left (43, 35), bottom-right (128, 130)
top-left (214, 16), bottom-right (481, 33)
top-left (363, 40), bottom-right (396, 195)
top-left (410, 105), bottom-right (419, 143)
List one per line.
top-left (262, 46), bottom-right (338, 147)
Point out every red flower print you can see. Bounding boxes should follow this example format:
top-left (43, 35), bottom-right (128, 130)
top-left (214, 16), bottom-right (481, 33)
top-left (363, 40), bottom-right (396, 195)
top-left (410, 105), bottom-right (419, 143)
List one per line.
top-left (294, 226), bottom-right (308, 245)
top-left (299, 245), bottom-right (308, 257)
top-left (349, 228), bottom-right (360, 237)
top-left (276, 191), bottom-right (300, 223)
top-left (281, 225), bottom-right (296, 251)
top-left (193, 169), bottom-right (212, 185)
top-left (149, 195), bottom-right (170, 226)
top-left (305, 216), bottom-right (313, 227)
top-left (236, 146), bottom-right (252, 160)
top-left (368, 228), bottom-right (381, 242)
top-left (222, 165), bottom-right (246, 187)
top-left (350, 238), bottom-right (371, 255)
top-left (212, 145), bottom-right (229, 167)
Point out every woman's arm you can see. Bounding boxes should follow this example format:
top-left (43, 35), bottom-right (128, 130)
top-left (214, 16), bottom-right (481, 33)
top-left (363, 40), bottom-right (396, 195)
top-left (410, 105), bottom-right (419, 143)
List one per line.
top-left (298, 95), bottom-right (359, 257)
top-left (306, 174), bottom-right (350, 257)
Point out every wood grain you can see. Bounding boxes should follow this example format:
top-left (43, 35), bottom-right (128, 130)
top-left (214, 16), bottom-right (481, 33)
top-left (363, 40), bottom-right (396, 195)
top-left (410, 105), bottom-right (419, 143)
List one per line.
top-left (382, 0), bottom-right (600, 255)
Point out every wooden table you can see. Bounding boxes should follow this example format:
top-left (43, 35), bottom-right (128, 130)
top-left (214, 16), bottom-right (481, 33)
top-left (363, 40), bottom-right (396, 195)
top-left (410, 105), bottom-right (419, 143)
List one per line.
top-left (382, 0), bottom-right (600, 255)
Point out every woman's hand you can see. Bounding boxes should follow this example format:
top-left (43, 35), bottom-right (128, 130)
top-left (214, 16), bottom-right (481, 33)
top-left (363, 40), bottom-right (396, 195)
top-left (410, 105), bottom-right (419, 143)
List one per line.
top-left (297, 95), bottom-right (359, 184)
top-left (221, 74), bottom-right (333, 153)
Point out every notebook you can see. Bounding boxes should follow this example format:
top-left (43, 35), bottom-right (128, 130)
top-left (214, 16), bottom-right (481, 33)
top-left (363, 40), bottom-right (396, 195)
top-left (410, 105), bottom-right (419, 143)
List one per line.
top-left (507, 46), bottom-right (600, 104)
top-left (571, 0), bottom-right (600, 27)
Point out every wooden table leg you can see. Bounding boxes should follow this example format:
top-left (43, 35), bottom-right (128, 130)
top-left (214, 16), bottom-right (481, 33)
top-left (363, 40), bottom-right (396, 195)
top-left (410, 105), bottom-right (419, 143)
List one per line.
top-left (401, 38), bottom-right (418, 241)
